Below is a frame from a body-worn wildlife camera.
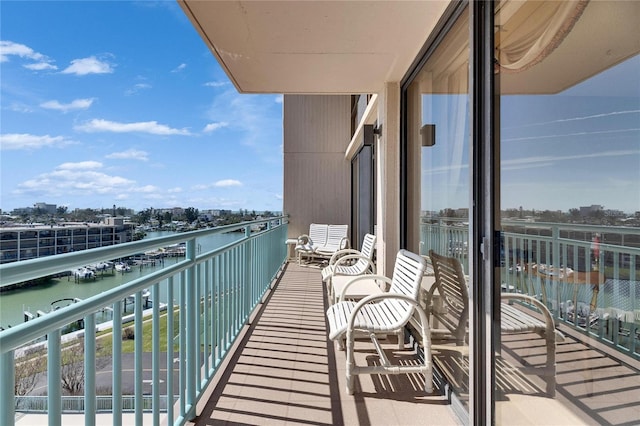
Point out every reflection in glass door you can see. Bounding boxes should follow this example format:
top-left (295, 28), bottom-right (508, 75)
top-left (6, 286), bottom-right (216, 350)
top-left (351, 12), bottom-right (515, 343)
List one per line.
top-left (496, 1), bottom-right (640, 424)
top-left (404, 7), bottom-right (471, 415)
top-left (351, 124), bottom-right (376, 250)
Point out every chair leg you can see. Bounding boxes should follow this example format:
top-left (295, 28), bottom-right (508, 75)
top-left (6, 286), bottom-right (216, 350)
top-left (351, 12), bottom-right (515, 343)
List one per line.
top-left (346, 329), bottom-right (355, 395)
top-left (397, 329), bottom-right (404, 350)
top-left (545, 335), bottom-right (556, 397)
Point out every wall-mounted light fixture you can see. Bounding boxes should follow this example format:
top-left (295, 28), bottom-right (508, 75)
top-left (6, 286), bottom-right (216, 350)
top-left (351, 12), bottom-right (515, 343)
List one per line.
top-left (420, 124), bottom-right (436, 147)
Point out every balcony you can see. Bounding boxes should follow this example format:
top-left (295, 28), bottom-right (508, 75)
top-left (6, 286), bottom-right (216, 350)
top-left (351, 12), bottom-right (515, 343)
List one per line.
top-left (1, 219), bottom-right (640, 425)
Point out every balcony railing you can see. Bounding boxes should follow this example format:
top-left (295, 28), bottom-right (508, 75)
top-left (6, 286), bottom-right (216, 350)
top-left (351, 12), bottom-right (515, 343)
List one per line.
top-left (0, 217), bottom-right (288, 426)
top-left (421, 219), bottom-right (640, 359)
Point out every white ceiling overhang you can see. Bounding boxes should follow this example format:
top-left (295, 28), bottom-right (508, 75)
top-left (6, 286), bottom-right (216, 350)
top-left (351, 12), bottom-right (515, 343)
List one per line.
top-left (178, 1), bottom-right (639, 96)
top-left (178, 0), bottom-right (450, 94)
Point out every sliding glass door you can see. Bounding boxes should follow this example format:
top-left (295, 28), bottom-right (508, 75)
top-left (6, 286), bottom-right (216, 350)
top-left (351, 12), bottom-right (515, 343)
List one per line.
top-left (495, 1), bottom-right (640, 424)
top-left (403, 4), bottom-right (471, 417)
top-left (402, 1), bottom-right (639, 424)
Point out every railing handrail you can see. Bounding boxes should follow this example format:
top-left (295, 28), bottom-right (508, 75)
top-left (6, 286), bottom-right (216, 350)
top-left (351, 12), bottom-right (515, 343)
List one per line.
top-left (0, 217), bottom-right (286, 288)
top-left (0, 217), bottom-right (287, 354)
top-left (500, 230), bottom-right (640, 256)
top-left (501, 220), bottom-right (640, 236)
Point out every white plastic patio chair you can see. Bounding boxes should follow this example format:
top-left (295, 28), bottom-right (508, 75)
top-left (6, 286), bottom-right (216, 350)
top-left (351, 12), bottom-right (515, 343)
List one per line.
top-left (326, 249), bottom-right (432, 394)
top-left (321, 233), bottom-right (377, 303)
top-left (294, 223), bottom-right (328, 264)
top-left (314, 224), bottom-right (349, 259)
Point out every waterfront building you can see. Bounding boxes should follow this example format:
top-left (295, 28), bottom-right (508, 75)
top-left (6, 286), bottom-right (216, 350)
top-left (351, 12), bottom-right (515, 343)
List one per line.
top-left (0, 222), bottom-right (133, 264)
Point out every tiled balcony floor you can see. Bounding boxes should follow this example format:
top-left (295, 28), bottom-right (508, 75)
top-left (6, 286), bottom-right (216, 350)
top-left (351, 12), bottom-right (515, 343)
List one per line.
top-left (189, 262), bottom-right (459, 426)
top-left (189, 261), bottom-right (640, 426)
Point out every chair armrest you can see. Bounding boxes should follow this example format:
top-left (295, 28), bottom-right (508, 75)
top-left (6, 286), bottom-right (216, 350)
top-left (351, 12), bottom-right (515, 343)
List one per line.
top-left (297, 234), bottom-right (311, 245)
top-left (338, 274), bottom-right (392, 303)
top-left (339, 237), bottom-right (350, 250)
top-left (328, 248), bottom-right (361, 266)
top-left (334, 254), bottom-right (375, 269)
top-left (501, 293), bottom-right (564, 341)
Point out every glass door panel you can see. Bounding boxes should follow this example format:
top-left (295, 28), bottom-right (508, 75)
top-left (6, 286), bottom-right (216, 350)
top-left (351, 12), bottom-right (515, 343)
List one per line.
top-left (405, 9), bottom-right (471, 412)
top-left (496, 1), bottom-right (640, 423)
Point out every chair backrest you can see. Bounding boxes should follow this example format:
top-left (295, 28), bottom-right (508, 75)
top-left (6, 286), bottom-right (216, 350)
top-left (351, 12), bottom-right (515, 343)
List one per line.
top-left (428, 250), bottom-right (469, 345)
top-left (360, 233), bottom-right (376, 258)
top-left (324, 224), bottom-right (349, 250)
top-left (308, 223), bottom-right (328, 247)
top-left (379, 249), bottom-right (427, 327)
top-left (351, 233), bottom-right (376, 272)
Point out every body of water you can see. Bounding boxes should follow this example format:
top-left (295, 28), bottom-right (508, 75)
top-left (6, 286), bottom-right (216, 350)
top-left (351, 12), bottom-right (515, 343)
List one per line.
top-left (0, 231), bottom-right (243, 328)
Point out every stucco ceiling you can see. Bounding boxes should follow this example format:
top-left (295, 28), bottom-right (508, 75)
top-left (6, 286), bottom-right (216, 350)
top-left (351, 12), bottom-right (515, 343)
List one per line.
top-left (178, 1), bottom-right (640, 95)
top-left (178, 0), bottom-right (450, 94)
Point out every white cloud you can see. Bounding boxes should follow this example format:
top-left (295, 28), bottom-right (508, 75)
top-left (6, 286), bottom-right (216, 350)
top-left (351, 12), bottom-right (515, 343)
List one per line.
top-left (13, 161), bottom-right (169, 201)
top-left (274, 95), bottom-right (283, 104)
top-left (57, 161), bottom-right (103, 170)
top-left (502, 128), bottom-right (640, 143)
top-left (105, 149), bottom-right (149, 161)
top-left (167, 187), bottom-right (183, 193)
top-left (0, 40), bottom-right (57, 70)
top-left (214, 179), bottom-right (242, 187)
top-left (61, 56), bottom-right (114, 75)
top-left (274, 194), bottom-right (283, 200)
top-left (172, 63), bottom-right (187, 73)
top-left (8, 103), bottom-right (33, 113)
top-left (204, 81), bottom-right (227, 88)
top-left (125, 83), bottom-right (152, 96)
top-left (0, 133), bottom-right (75, 150)
top-left (206, 90), bottom-right (282, 155)
top-left (16, 162), bottom-right (134, 197)
top-left (24, 62), bottom-right (58, 71)
top-left (501, 149), bottom-right (640, 170)
top-left (40, 98), bottom-right (94, 112)
top-left (75, 119), bottom-right (191, 135)
top-left (503, 110), bottom-right (640, 131)
top-left (203, 122), bottom-right (229, 133)
top-left (133, 185), bottom-right (160, 193)
top-left (192, 180), bottom-right (243, 190)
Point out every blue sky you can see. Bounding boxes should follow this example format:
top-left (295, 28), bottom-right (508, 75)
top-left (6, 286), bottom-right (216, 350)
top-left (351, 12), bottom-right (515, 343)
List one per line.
top-left (1, 1), bottom-right (284, 213)
top-left (499, 54), bottom-right (640, 214)
top-left (422, 54), bottom-right (640, 214)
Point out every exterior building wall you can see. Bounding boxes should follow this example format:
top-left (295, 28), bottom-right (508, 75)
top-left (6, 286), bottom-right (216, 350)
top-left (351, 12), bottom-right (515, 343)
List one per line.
top-left (376, 83), bottom-right (401, 277)
top-left (283, 95), bottom-right (352, 240)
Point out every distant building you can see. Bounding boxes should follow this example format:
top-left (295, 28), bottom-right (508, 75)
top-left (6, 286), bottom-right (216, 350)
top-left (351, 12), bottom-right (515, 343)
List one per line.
top-left (11, 207), bottom-right (34, 216)
top-left (604, 209), bottom-right (625, 218)
top-left (0, 222), bottom-right (133, 264)
top-left (104, 217), bottom-right (125, 226)
top-left (579, 205), bottom-right (604, 216)
top-left (34, 202), bottom-right (57, 215)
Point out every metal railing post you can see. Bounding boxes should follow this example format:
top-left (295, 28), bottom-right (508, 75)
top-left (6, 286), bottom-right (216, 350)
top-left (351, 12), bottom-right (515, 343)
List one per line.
top-left (48, 329), bottom-right (62, 426)
top-left (112, 300), bottom-right (122, 426)
top-left (0, 351), bottom-right (15, 426)
top-left (166, 277), bottom-right (174, 425)
top-left (134, 291), bottom-right (143, 425)
top-left (185, 238), bottom-right (197, 420)
top-left (84, 314), bottom-right (96, 426)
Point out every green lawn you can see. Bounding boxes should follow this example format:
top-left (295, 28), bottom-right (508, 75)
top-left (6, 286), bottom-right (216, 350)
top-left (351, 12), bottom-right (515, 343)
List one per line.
top-left (98, 308), bottom-right (181, 353)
